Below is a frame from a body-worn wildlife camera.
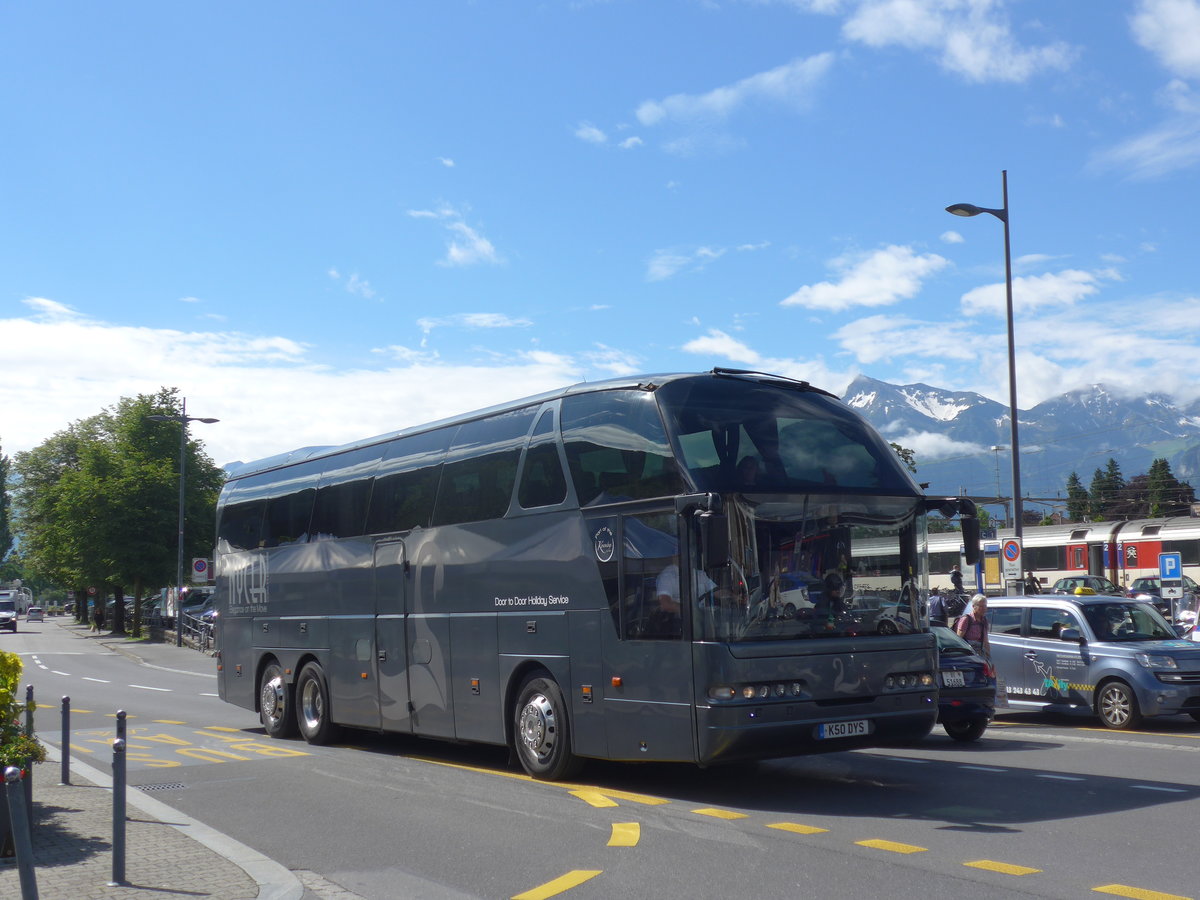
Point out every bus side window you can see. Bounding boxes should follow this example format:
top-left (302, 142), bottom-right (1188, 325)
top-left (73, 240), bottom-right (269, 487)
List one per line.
top-left (622, 512), bottom-right (681, 641)
top-left (518, 442), bottom-right (567, 509)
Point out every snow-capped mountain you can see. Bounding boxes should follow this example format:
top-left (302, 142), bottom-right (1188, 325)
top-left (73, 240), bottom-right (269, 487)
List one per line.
top-left (842, 375), bottom-right (1200, 507)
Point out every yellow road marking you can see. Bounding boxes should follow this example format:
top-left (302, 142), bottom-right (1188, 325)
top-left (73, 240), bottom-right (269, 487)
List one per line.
top-left (693, 808), bottom-right (747, 820)
top-left (416, 758), bottom-right (668, 804)
top-left (608, 823), bottom-right (640, 847)
top-left (512, 870), bottom-right (602, 900)
top-left (153, 719), bottom-right (187, 725)
top-left (1094, 886), bottom-right (1192, 900)
top-left (766, 822), bottom-right (828, 835)
top-left (965, 860), bottom-right (1042, 875)
top-left (570, 789), bottom-right (618, 808)
top-left (857, 839), bottom-right (927, 854)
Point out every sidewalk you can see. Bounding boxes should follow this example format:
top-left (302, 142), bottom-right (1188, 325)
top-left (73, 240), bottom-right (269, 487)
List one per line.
top-left (0, 621), bottom-right (305, 899)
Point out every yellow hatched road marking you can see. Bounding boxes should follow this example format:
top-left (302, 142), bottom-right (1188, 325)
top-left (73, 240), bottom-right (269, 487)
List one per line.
top-left (1094, 885), bottom-right (1193, 900)
top-left (766, 822), bottom-right (828, 835)
top-left (415, 758), bottom-right (669, 804)
top-left (152, 720), bottom-right (187, 725)
top-left (608, 823), bottom-right (640, 847)
top-left (965, 860), bottom-right (1042, 875)
top-left (570, 789), bottom-right (618, 808)
top-left (512, 870), bottom-right (602, 900)
top-left (693, 808), bottom-right (748, 820)
top-left (857, 839), bottom-right (927, 854)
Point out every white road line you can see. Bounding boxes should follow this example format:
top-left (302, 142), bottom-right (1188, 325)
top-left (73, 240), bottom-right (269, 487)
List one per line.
top-left (51, 670), bottom-right (72, 677)
top-left (129, 684), bottom-right (172, 692)
top-left (83, 677), bottom-right (110, 683)
top-left (200, 692), bottom-right (219, 697)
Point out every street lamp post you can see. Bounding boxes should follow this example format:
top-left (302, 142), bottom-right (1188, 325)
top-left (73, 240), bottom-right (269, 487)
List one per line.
top-left (947, 171), bottom-right (1024, 559)
top-left (147, 398), bottom-right (219, 646)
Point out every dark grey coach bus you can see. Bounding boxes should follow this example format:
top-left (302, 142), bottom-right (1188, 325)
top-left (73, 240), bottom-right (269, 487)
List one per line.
top-left (214, 368), bottom-right (980, 779)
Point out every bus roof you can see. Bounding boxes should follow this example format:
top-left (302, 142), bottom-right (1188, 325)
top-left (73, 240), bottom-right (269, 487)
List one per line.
top-left (223, 368), bottom-right (837, 481)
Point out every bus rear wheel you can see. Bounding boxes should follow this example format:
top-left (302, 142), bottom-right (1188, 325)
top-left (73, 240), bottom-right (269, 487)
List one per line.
top-left (259, 661), bottom-right (297, 739)
top-left (296, 662), bottom-right (340, 745)
top-left (514, 676), bottom-right (581, 781)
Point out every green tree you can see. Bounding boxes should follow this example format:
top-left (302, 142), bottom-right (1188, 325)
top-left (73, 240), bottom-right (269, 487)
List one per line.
top-left (13, 389), bottom-right (224, 635)
top-left (0, 443), bottom-right (11, 563)
top-left (1145, 457), bottom-right (1195, 518)
top-left (1065, 472), bottom-right (1089, 522)
top-left (1088, 458), bottom-right (1127, 521)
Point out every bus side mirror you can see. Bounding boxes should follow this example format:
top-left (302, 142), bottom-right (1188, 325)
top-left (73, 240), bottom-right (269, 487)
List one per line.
top-left (699, 512), bottom-right (729, 569)
top-left (961, 516), bottom-right (980, 567)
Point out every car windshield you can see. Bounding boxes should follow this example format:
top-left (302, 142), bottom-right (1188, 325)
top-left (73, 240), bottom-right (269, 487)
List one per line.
top-left (1082, 602), bottom-right (1176, 642)
top-left (0, 601), bottom-right (14, 612)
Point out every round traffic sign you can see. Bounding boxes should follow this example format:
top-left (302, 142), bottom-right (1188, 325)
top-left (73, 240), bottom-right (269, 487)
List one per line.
top-left (1002, 539), bottom-right (1021, 561)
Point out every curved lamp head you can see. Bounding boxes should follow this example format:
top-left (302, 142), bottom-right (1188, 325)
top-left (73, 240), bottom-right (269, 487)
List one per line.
top-left (946, 202), bottom-right (1006, 223)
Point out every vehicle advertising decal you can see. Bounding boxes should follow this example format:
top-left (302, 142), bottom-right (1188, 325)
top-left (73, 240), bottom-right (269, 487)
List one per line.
top-left (593, 526), bottom-right (615, 563)
top-left (1027, 657), bottom-right (1092, 696)
top-left (494, 594), bottom-right (571, 608)
top-left (226, 552), bottom-right (268, 614)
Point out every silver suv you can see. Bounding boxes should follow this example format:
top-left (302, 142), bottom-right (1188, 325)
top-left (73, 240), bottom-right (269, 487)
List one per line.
top-left (989, 594), bottom-right (1200, 729)
top-left (0, 599), bottom-right (16, 632)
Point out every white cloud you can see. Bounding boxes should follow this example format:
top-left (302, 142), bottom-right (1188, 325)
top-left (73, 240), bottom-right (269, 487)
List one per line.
top-left (780, 245), bottom-right (948, 311)
top-left (417, 313), bottom-right (534, 339)
top-left (940, 230), bottom-right (964, 244)
top-left (575, 121), bottom-right (607, 144)
top-left (1131, 0), bottom-right (1200, 79)
top-left (618, 136), bottom-right (643, 150)
top-left (839, 0), bottom-right (1077, 83)
top-left (646, 246), bottom-right (727, 281)
top-left (437, 156), bottom-right (456, 167)
top-left (960, 268), bottom-right (1104, 316)
top-left (636, 53), bottom-right (835, 126)
top-left (406, 208), bottom-right (503, 267)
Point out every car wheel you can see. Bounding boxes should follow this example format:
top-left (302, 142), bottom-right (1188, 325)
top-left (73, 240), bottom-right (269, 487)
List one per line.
top-left (296, 662), bottom-right (340, 745)
top-left (513, 675), bottom-right (582, 781)
top-left (1096, 680), bottom-right (1142, 730)
top-left (943, 719), bottom-right (987, 742)
top-left (258, 661), bottom-right (298, 739)
top-left (1188, 711), bottom-right (1200, 724)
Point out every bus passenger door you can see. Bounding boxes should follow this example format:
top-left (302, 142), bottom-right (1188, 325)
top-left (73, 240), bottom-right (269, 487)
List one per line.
top-left (596, 509), bottom-right (696, 763)
top-left (374, 540), bottom-right (413, 732)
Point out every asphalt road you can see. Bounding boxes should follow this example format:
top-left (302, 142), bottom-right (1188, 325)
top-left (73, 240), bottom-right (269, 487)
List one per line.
top-left (8, 619), bottom-right (1200, 900)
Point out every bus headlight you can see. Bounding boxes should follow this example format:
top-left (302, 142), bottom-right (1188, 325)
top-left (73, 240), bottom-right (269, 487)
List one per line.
top-left (708, 686), bottom-right (736, 701)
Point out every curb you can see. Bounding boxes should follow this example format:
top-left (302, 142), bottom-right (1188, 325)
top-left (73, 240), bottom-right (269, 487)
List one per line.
top-left (44, 744), bottom-right (304, 900)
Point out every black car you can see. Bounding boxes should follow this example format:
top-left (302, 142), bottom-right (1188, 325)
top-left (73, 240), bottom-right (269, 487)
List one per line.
top-left (933, 625), bottom-right (997, 742)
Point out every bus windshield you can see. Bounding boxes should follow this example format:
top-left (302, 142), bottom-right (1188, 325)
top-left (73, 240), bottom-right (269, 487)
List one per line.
top-left (655, 375), bottom-right (918, 495)
top-left (693, 494), bottom-right (924, 643)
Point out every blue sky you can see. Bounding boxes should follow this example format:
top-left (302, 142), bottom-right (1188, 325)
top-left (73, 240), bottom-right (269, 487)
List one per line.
top-left (4, 1), bottom-right (1200, 474)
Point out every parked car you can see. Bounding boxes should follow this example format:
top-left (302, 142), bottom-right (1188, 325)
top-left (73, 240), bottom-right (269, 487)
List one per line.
top-left (932, 625), bottom-right (998, 741)
top-left (987, 594), bottom-right (1200, 729)
top-left (1050, 575), bottom-right (1124, 596)
top-left (1127, 575), bottom-right (1200, 619)
top-left (25, 607), bottom-right (44, 623)
top-left (0, 599), bottom-right (16, 632)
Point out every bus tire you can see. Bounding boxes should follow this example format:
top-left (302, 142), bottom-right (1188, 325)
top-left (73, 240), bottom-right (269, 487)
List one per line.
top-left (296, 662), bottom-right (340, 745)
top-left (513, 675), bottom-right (582, 781)
top-left (259, 661), bottom-right (297, 739)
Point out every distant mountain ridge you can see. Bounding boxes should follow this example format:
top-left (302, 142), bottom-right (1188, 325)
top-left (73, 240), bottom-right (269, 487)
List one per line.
top-left (841, 375), bottom-right (1200, 509)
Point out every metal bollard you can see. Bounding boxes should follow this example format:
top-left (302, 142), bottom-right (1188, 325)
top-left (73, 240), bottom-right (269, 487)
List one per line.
top-left (5, 766), bottom-right (39, 899)
top-left (116, 709), bottom-right (126, 743)
top-left (60, 697), bottom-right (71, 785)
top-left (108, 738), bottom-right (127, 887)
top-left (23, 685), bottom-right (34, 808)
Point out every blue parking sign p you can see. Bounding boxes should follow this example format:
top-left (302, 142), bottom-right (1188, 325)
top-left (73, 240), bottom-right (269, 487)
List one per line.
top-left (1160, 552), bottom-right (1182, 579)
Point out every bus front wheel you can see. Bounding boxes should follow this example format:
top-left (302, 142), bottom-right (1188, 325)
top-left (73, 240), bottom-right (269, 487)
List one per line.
top-left (259, 661), bottom-right (297, 739)
top-left (514, 676), bottom-right (581, 781)
top-left (296, 662), bottom-right (340, 745)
